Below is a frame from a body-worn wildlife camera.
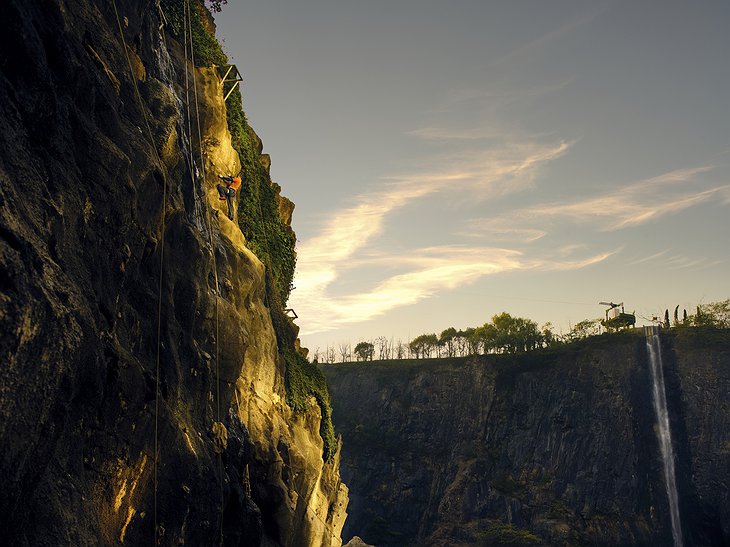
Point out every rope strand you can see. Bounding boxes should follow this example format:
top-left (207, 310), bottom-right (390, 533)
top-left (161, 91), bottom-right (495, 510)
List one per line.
top-left (110, 0), bottom-right (169, 541)
top-left (114, 3), bottom-right (302, 545)
top-left (183, 2), bottom-right (225, 543)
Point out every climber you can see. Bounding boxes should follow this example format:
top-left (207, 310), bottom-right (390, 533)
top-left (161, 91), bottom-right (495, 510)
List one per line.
top-left (217, 174), bottom-right (242, 220)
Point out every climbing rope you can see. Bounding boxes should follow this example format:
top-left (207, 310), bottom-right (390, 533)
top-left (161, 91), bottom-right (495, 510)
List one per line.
top-left (182, 1), bottom-right (225, 543)
top-left (110, 0), bottom-right (169, 540)
top-left (115, 2), bottom-right (301, 543)
top-left (185, 0), bottom-right (221, 430)
top-left (182, 3), bottom-right (196, 182)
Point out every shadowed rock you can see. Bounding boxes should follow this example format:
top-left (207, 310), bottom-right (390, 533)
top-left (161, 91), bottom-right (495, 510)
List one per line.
top-left (0, 0), bottom-right (347, 545)
top-left (324, 332), bottom-right (730, 547)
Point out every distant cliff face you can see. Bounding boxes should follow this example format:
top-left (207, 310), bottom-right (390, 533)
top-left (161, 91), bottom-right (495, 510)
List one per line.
top-left (0, 1), bottom-right (346, 545)
top-left (324, 331), bottom-right (730, 546)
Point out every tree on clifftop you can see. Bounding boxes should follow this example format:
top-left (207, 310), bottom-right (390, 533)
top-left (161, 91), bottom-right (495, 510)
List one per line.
top-left (565, 319), bottom-right (601, 342)
top-left (694, 299), bottom-right (730, 328)
top-left (409, 334), bottom-right (438, 358)
top-left (490, 312), bottom-right (542, 354)
top-left (462, 327), bottom-right (481, 355)
top-left (439, 327), bottom-right (458, 357)
top-left (475, 323), bottom-right (498, 354)
top-left (338, 343), bottom-right (351, 363)
top-left (354, 341), bottom-right (374, 361)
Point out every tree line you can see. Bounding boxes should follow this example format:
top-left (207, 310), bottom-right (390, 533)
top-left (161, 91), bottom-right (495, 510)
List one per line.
top-left (312, 299), bottom-right (730, 364)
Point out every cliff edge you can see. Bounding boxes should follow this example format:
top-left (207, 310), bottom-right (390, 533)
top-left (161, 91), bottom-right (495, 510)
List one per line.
top-left (0, 0), bottom-right (346, 545)
top-left (324, 331), bottom-right (730, 546)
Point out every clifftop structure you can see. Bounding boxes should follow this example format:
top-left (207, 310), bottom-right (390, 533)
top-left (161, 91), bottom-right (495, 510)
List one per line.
top-left (600, 301), bottom-right (637, 330)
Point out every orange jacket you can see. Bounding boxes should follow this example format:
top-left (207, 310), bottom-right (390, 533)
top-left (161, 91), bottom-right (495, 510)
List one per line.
top-left (229, 176), bottom-right (242, 191)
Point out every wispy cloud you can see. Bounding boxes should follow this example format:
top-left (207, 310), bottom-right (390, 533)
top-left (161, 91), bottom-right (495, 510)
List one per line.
top-left (458, 225), bottom-right (547, 243)
top-left (530, 186), bottom-right (724, 230)
top-left (293, 159), bottom-right (727, 336)
top-left (626, 250), bottom-right (669, 266)
top-left (467, 166), bottom-right (727, 236)
top-left (387, 140), bottom-right (575, 202)
top-left (423, 77), bottom-right (576, 129)
top-left (291, 138), bottom-right (592, 335)
top-left (407, 126), bottom-right (508, 141)
top-left (295, 140), bottom-right (572, 291)
top-left (626, 251), bottom-right (727, 272)
top-left (293, 245), bottom-right (613, 334)
top-left (407, 125), bottom-right (565, 144)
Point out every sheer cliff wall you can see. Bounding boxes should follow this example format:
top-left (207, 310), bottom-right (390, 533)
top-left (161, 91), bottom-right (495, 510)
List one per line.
top-left (0, 1), bottom-right (346, 545)
top-left (324, 331), bottom-right (730, 547)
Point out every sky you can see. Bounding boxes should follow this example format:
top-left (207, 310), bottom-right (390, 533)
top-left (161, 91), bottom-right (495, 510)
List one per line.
top-left (216, 0), bottom-right (730, 353)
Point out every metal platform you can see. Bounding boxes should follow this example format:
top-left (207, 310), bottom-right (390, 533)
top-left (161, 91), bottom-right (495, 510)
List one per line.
top-left (217, 64), bottom-right (243, 101)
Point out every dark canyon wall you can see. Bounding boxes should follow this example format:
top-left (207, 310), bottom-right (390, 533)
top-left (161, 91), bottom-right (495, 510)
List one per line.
top-left (0, 1), bottom-right (346, 545)
top-left (324, 331), bottom-right (730, 546)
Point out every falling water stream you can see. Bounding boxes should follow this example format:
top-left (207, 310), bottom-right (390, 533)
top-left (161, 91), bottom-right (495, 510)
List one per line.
top-left (645, 327), bottom-right (683, 547)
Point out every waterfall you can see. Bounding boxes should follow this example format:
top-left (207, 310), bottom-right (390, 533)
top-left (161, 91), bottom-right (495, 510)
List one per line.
top-left (645, 327), bottom-right (683, 547)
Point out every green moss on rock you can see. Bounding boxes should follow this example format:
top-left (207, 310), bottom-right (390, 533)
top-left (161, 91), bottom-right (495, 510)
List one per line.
top-left (163, 0), bottom-right (333, 463)
top-left (283, 350), bottom-right (337, 461)
top-left (160, 0), bottom-right (228, 67)
top-left (477, 524), bottom-right (542, 546)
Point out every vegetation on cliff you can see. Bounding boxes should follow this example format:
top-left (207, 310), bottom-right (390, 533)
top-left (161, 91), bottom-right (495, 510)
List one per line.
top-left (161, 0), bottom-right (296, 306)
top-left (226, 84), bottom-right (298, 307)
top-left (284, 350), bottom-right (337, 462)
top-left (160, 0), bottom-right (333, 461)
top-left (320, 298), bottom-right (730, 364)
top-left (160, 0), bottom-right (228, 66)
top-left (0, 0), bottom-right (348, 543)
top-left (477, 524), bottom-right (542, 546)
top-left (694, 299), bottom-right (730, 328)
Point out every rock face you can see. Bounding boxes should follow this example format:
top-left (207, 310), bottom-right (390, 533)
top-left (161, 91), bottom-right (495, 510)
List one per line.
top-left (0, 0), bottom-right (346, 545)
top-left (323, 331), bottom-right (730, 546)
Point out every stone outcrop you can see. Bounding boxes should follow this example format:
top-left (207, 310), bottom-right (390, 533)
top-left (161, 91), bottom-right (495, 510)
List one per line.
top-left (342, 537), bottom-right (375, 547)
top-left (324, 331), bottom-right (730, 546)
top-left (0, 0), bottom-right (346, 545)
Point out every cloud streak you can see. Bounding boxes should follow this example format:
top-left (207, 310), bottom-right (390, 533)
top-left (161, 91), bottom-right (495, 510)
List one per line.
top-left (293, 245), bottom-right (614, 334)
top-left (467, 166), bottom-right (727, 237)
top-left (291, 139), bottom-right (588, 335)
top-left (626, 250), bottom-right (726, 272)
top-left (292, 161), bottom-right (727, 336)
